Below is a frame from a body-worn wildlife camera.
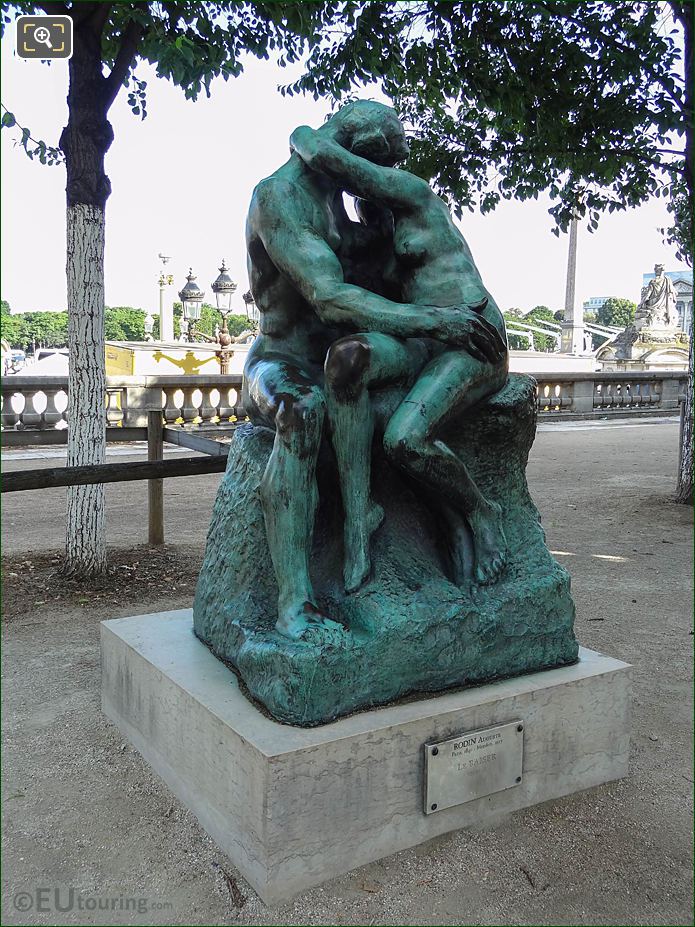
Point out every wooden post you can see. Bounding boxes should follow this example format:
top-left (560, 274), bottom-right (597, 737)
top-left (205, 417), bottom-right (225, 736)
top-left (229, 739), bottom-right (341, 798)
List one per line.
top-left (147, 409), bottom-right (164, 545)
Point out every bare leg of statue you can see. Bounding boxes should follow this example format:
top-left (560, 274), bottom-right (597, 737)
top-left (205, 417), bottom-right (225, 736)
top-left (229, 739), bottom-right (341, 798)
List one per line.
top-left (324, 333), bottom-right (427, 593)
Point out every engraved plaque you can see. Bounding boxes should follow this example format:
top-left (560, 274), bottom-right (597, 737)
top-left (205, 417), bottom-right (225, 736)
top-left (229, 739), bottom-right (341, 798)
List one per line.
top-left (424, 720), bottom-right (524, 814)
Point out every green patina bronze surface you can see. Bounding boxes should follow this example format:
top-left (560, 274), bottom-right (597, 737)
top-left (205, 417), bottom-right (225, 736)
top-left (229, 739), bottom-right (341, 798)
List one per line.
top-left (193, 100), bottom-right (577, 725)
top-left (194, 375), bottom-right (578, 726)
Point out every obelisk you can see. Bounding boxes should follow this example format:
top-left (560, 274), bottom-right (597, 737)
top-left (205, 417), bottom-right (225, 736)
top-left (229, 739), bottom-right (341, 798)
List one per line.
top-left (560, 215), bottom-right (585, 354)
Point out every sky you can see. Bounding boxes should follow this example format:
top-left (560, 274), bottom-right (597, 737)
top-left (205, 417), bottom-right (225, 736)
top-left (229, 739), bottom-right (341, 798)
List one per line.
top-left (1, 33), bottom-right (691, 317)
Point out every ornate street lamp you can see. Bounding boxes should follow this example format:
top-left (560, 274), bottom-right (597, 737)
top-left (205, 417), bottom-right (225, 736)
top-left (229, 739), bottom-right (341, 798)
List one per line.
top-left (175, 263), bottom-right (255, 367)
top-left (211, 259), bottom-right (237, 314)
top-left (210, 260), bottom-right (238, 374)
top-left (178, 269), bottom-right (205, 342)
top-left (242, 289), bottom-right (260, 328)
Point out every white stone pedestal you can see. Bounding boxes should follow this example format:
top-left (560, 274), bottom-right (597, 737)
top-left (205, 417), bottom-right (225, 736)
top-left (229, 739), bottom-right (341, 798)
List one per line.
top-left (101, 610), bottom-right (631, 904)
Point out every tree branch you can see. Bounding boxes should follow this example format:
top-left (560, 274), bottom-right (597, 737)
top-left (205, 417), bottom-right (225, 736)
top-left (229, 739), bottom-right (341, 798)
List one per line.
top-left (667, 1), bottom-right (689, 32)
top-left (0, 103), bottom-right (64, 164)
top-left (68, 2), bottom-right (101, 25)
top-left (431, 132), bottom-right (686, 174)
top-left (86, 1), bottom-right (113, 34)
top-left (103, 18), bottom-right (144, 110)
top-left (37, 2), bottom-right (68, 14)
top-left (536, 2), bottom-right (686, 113)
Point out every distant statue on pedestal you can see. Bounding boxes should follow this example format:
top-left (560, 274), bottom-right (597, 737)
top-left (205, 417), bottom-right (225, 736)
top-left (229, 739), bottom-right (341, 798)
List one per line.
top-left (610, 263), bottom-right (688, 363)
top-left (637, 264), bottom-right (678, 330)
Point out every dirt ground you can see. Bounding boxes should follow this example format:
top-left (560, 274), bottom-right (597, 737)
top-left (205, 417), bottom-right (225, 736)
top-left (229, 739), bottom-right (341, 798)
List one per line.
top-left (1, 419), bottom-right (693, 926)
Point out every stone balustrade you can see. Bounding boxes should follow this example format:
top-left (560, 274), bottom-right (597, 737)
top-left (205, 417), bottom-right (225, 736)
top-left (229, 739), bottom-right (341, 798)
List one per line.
top-left (1, 374), bottom-right (245, 437)
top-left (0, 371), bottom-right (687, 444)
top-left (534, 371), bottom-right (687, 415)
top-left (0, 376), bottom-right (71, 430)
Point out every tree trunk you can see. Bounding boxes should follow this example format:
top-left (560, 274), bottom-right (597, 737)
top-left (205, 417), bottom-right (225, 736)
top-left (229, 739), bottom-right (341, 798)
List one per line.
top-left (676, 321), bottom-right (693, 503)
top-left (64, 203), bottom-right (107, 573)
top-left (59, 10), bottom-right (114, 576)
top-left (675, 0), bottom-right (693, 505)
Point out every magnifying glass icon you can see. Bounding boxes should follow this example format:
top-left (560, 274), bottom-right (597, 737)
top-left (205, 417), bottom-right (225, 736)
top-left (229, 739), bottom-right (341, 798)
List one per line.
top-left (33, 25), bottom-right (52, 49)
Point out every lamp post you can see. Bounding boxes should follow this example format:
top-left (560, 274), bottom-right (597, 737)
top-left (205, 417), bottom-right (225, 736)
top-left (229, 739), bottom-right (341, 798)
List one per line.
top-left (158, 252), bottom-right (174, 341)
top-left (211, 259), bottom-right (237, 314)
top-left (178, 269), bottom-right (205, 343)
top-left (242, 289), bottom-right (259, 329)
top-left (211, 260), bottom-right (237, 374)
top-left (176, 262), bottom-right (255, 372)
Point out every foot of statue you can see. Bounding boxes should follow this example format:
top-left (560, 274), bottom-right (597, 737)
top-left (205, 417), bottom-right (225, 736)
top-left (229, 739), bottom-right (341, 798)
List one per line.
top-left (343, 502), bottom-right (385, 594)
top-left (275, 599), bottom-right (344, 641)
top-left (469, 500), bottom-right (507, 586)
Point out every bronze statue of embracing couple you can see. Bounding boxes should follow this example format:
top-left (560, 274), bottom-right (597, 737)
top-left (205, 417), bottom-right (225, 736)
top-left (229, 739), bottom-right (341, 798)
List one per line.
top-left (243, 100), bottom-right (509, 640)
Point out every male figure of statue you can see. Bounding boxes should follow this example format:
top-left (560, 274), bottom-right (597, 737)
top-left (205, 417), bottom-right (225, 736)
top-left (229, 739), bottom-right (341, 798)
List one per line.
top-left (244, 101), bottom-right (506, 640)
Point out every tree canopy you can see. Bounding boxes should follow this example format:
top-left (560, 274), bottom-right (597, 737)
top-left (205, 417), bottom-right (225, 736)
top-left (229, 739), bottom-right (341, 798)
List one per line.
top-left (596, 297), bottom-right (638, 329)
top-left (0, 302), bottom-right (251, 349)
top-left (3, 2), bottom-right (691, 257)
top-left (289, 0), bottom-right (692, 261)
top-left (166, 304), bottom-right (250, 341)
top-left (503, 304), bottom-right (560, 351)
top-left (0, 1), bottom-right (320, 165)
top-left (0, 308), bottom-right (68, 350)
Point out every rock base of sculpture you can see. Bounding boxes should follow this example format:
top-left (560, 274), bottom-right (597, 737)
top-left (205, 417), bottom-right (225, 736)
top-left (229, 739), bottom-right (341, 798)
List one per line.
top-left (101, 610), bottom-right (631, 905)
top-left (193, 375), bottom-right (577, 726)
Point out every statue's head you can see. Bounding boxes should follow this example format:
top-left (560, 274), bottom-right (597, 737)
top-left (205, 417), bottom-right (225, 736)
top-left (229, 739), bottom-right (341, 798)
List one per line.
top-left (324, 100), bottom-right (409, 166)
top-left (655, 263), bottom-right (665, 275)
